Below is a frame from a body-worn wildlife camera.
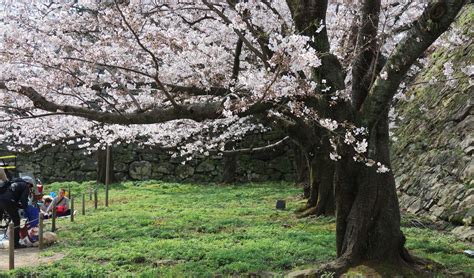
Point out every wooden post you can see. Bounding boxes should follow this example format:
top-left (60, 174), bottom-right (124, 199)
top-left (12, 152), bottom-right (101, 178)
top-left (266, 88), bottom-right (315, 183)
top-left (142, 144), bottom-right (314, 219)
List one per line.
top-left (68, 185), bottom-right (71, 199)
top-left (105, 144), bottom-right (110, 207)
top-left (94, 189), bottom-right (98, 209)
top-left (52, 207), bottom-right (56, 232)
top-left (89, 187), bottom-right (92, 201)
top-left (39, 214), bottom-right (44, 250)
top-left (70, 197), bottom-right (74, 222)
top-left (82, 193), bottom-right (86, 215)
top-left (105, 183), bottom-right (109, 207)
top-left (8, 222), bottom-right (14, 270)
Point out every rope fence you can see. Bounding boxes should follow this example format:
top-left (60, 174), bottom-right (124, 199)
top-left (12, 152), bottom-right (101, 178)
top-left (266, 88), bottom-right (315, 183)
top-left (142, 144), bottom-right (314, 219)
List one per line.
top-left (2, 186), bottom-right (109, 270)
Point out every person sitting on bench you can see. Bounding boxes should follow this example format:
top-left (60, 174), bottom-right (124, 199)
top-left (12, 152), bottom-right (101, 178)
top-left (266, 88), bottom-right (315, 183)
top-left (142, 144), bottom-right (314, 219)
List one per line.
top-left (46, 188), bottom-right (70, 217)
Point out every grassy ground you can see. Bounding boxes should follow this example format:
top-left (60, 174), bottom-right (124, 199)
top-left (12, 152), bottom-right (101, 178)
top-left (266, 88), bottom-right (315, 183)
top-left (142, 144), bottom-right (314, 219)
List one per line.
top-left (2, 181), bottom-right (472, 277)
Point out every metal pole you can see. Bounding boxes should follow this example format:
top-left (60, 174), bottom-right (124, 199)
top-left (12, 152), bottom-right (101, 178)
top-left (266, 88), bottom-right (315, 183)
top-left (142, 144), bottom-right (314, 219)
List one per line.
top-left (105, 144), bottom-right (110, 207)
top-left (39, 214), bottom-right (44, 250)
top-left (70, 197), bottom-right (74, 222)
top-left (8, 222), bottom-right (14, 270)
top-left (82, 193), bottom-right (86, 215)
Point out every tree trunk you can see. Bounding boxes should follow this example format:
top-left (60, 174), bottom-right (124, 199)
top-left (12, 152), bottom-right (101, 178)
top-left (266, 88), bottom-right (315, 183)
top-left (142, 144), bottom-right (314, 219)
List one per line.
top-left (293, 144), bottom-right (310, 197)
top-left (298, 148), bottom-right (335, 217)
top-left (222, 153), bottom-right (237, 184)
top-left (96, 148), bottom-right (116, 184)
top-left (326, 114), bottom-right (412, 275)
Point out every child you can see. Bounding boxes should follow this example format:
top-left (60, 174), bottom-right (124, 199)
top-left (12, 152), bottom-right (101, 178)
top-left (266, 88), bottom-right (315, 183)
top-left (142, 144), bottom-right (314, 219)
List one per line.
top-left (40, 196), bottom-right (53, 219)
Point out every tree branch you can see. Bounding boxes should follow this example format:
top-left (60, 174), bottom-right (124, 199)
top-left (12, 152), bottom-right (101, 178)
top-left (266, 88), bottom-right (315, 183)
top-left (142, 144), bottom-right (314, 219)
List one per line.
top-left (202, 0), bottom-right (271, 69)
top-left (351, 0), bottom-right (381, 110)
top-left (286, 0), bottom-right (345, 91)
top-left (231, 38), bottom-right (244, 81)
top-left (114, 0), bottom-right (181, 110)
top-left (361, 0), bottom-right (467, 129)
top-left (0, 83), bottom-right (273, 125)
top-left (220, 136), bottom-right (290, 154)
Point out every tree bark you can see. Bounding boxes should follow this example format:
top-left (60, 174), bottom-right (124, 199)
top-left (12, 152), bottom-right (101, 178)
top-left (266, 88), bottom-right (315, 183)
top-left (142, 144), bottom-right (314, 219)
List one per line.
top-left (292, 144), bottom-right (310, 197)
top-left (325, 113), bottom-right (412, 275)
top-left (222, 153), bottom-right (237, 184)
top-left (96, 148), bottom-right (116, 184)
top-left (298, 144), bottom-right (335, 217)
top-left (222, 141), bottom-right (237, 184)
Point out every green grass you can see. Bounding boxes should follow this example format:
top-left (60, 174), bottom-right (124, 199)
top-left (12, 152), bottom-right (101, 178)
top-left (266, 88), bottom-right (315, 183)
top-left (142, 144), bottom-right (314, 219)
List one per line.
top-left (2, 181), bottom-right (473, 277)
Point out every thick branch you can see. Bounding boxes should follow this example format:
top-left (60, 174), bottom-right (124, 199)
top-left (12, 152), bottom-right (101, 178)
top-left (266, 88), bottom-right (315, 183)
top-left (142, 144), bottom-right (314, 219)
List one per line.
top-left (232, 38), bottom-right (243, 81)
top-left (361, 0), bottom-right (467, 129)
top-left (90, 82), bottom-right (233, 97)
top-left (351, 0), bottom-right (381, 110)
top-left (12, 85), bottom-right (222, 124)
top-left (286, 0), bottom-right (345, 91)
top-left (0, 83), bottom-right (272, 125)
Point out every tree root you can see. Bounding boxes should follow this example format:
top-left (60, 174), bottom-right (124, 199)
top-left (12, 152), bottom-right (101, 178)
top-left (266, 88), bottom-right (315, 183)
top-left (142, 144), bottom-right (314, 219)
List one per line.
top-left (288, 254), bottom-right (467, 278)
top-left (296, 204), bottom-right (333, 218)
top-left (296, 206), bottom-right (319, 218)
top-left (294, 204), bottom-right (312, 214)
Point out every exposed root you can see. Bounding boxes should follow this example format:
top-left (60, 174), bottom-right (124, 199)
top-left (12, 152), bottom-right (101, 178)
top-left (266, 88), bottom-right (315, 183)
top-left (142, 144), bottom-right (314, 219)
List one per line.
top-left (315, 257), bottom-right (352, 277)
top-left (296, 204), bottom-right (334, 218)
top-left (297, 206), bottom-right (318, 218)
top-left (286, 260), bottom-right (350, 278)
top-left (294, 204), bottom-right (312, 214)
top-left (287, 252), bottom-right (466, 278)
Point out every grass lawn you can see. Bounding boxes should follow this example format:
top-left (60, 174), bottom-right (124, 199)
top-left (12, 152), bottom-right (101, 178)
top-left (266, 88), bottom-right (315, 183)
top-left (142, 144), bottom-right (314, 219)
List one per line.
top-left (2, 181), bottom-right (473, 277)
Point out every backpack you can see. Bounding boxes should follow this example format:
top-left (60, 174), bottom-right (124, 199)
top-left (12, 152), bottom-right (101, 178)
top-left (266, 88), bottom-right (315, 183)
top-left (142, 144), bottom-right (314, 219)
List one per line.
top-left (0, 180), bottom-right (11, 195)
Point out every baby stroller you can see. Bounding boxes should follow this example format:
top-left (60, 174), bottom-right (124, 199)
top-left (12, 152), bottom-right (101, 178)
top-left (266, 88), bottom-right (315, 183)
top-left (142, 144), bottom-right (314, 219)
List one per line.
top-left (1, 155), bottom-right (44, 240)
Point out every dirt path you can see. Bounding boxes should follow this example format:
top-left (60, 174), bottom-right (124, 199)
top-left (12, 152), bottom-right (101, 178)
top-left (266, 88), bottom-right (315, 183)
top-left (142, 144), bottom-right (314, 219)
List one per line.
top-left (0, 248), bottom-right (64, 271)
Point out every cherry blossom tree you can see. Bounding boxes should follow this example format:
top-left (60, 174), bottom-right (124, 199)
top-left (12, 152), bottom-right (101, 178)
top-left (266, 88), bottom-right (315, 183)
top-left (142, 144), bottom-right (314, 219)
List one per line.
top-left (0, 0), bottom-right (471, 274)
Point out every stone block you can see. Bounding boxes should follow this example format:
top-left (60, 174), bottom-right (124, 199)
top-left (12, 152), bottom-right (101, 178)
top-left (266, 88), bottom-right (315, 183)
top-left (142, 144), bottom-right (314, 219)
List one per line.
top-left (196, 160), bottom-right (216, 173)
top-left (176, 164), bottom-right (195, 180)
top-left (129, 161), bottom-right (152, 180)
top-left (153, 162), bottom-right (174, 175)
top-left (452, 226), bottom-right (474, 242)
top-left (407, 199), bottom-right (422, 214)
top-left (463, 207), bottom-right (474, 226)
top-left (114, 162), bottom-right (128, 172)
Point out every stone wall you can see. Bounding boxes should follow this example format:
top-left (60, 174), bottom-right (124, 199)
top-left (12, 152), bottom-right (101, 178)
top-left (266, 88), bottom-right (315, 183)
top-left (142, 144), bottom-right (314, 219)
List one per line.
top-left (391, 7), bottom-right (473, 227)
top-left (2, 132), bottom-right (295, 184)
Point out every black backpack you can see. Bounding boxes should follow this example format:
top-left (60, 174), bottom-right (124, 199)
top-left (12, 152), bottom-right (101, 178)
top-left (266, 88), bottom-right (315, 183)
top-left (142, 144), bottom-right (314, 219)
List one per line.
top-left (0, 180), bottom-right (11, 195)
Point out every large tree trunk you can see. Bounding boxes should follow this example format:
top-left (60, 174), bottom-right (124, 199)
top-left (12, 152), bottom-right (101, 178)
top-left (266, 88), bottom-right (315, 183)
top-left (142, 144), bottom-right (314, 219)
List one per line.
top-left (97, 148), bottom-right (116, 184)
top-left (298, 147), bottom-right (335, 217)
top-left (291, 129), bottom-right (335, 218)
top-left (292, 144), bottom-right (310, 197)
top-left (222, 153), bottom-right (237, 184)
top-left (326, 114), bottom-right (412, 275)
top-left (221, 141), bottom-right (237, 184)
